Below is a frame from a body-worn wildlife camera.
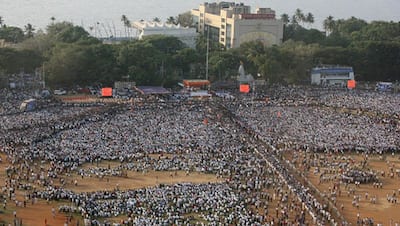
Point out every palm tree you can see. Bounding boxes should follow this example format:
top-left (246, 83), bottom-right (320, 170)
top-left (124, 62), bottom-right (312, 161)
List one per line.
top-left (24, 23), bottom-right (35, 38)
top-left (323, 15), bottom-right (335, 35)
top-left (280, 14), bottom-right (290, 25)
top-left (0, 16), bottom-right (4, 28)
top-left (121, 15), bottom-right (128, 37)
top-left (280, 14), bottom-right (290, 38)
top-left (305, 13), bottom-right (314, 28)
top-left (125, 19), bottom-right (131, 38)
top-left (294, 8), bottom-right (305, 25)
top-left (177, 12), bottom-right (193, 27)
top-left (152, 17), bottom-right (161, 23)
top-left (121, 15), bottom-right (132, 38)
top-left (166, 16), bottom-right (176, 25)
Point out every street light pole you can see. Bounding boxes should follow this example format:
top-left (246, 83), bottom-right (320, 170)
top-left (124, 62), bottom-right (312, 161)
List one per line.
top-left (42, 63), bottom-right (45, 89)
top-left (205, 26), bottom-right (209, 81)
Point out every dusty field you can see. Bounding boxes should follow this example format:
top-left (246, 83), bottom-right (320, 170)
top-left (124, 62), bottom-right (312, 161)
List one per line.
top-left (3, 149), bottom-right (398, 225)
top-left (0, 152), bottom-right (315, 225)
top-left (56, 159), bottom-right (223, 193)
top-left (286, 150), bottom-right (400, 225)
top-left (0, 154), bottom-right (222, 226)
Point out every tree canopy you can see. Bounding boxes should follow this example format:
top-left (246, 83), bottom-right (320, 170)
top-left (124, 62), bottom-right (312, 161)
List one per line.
top-left (0, 12), bottom-right (399, 88)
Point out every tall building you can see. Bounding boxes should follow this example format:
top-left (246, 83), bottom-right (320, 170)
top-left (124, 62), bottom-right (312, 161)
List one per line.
top-left (191, 2), bottom-right (283, 48)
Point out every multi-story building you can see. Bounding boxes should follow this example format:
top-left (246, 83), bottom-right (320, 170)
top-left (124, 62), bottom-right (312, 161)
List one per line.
top-left (191, 2), bottom-right (283, 48)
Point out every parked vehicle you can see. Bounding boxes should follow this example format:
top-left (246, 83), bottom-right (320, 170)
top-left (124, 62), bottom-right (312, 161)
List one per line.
top-left (375, 82), bottom-right (393, 92)
top-left (54, 89), bottom-right (67, 95)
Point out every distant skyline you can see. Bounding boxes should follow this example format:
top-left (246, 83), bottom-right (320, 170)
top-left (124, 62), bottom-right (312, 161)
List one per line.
top-left (0, 0), bottom-right (399, 36)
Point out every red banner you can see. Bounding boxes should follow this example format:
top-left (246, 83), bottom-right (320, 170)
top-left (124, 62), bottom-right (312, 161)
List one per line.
top-left (347, 80), bottom-right (356, 89)
top-left (240, 84), bottom-right (250, 93)
top-left (101, 87), bottom-right (113, 97)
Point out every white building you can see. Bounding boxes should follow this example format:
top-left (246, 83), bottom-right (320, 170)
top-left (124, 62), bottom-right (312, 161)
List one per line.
top-left (132, 21), bottom-right (197, 48)
top-left (191, 2), bottom-right (283, 48)
top-left (311, 66), bottom-right (354, 86)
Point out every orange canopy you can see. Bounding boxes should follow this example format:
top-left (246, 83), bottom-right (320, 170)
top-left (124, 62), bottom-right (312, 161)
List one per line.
top-left (183, 80), bottom-right (210, 88)
top-left (240, 84), bottom-right (250, 93)
top-left (347, 80), bottom-right (356, 89)
top-left (101, 87), bottom-right (113, 97)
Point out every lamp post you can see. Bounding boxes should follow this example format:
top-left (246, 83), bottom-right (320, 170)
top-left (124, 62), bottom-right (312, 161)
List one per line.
top-left (205, 25), bottom-right (209, 81)
top-left (42, 63), bottom-right (46, 89)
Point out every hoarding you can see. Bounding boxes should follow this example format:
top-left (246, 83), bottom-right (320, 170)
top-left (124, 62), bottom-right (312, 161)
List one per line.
top-left (240, 84), bottom-right (250, 93)
top-left (101, 87), bottom-right (113, 97)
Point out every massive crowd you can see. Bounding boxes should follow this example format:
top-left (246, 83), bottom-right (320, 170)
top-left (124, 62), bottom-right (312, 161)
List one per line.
top-left (0, 88), bottom-right (36, 115)
top-left (229, 87), bottom-right (399, 153)
top-left (0, 85), bottom-right (398, 225)
top-left (1, 97), bottom-right (317, 225)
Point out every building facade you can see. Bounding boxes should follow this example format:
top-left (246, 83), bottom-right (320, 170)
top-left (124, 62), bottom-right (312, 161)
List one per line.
top-left (191, 2), bottom-right (283, 48)
top-left (132, 21), bottom-right (197, 48)
top-left (311, 66), bottom-right (355, 86)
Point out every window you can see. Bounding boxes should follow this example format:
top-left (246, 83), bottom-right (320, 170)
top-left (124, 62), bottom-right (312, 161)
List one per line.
top-left (221, 31), bottom-right (225, 35)
top-left (221, 38), bottom-right (225, 42)
top-left (221, 24), bottom-right (225, 29)
top-left (221, 18), bottom-right (225, 23)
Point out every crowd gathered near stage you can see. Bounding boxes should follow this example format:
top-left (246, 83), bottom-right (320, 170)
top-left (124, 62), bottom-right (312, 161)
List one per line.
top-left (0, 85), bottom-right (399, 225)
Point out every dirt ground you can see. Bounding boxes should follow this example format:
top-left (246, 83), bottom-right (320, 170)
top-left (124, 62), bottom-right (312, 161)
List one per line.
top-left (286, 151), bottom-right (400, 225)
top-left (0, 154), bottom-right (222, 226)
top-left (2, 150), bottom-right (399, 225)
top-left (60, 165), bottom-right (222, 193)
top-left (0, 153), bottom-right (314, 225)
top-left (5, 169), bottom-right (221, 226)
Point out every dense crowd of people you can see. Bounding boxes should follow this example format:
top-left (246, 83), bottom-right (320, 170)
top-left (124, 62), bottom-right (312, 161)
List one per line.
top-left (1, 98), bottom-right (317, 225)
top-left (0, 85), bottom-right (398, 225)
top-left (0, 88), bottom-right (36, 115)
top-left (228, 87), bottom-right (399, 153)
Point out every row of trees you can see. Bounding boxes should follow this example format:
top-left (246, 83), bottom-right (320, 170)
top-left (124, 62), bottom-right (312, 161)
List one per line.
top-left (0, 12), bottom-right (399, 88)
top-left (0, 17), bottom-right (36, 43)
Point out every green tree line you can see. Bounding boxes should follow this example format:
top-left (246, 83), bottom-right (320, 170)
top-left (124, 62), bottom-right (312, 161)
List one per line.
top-left (0, 12), bottom-right (399, 89)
